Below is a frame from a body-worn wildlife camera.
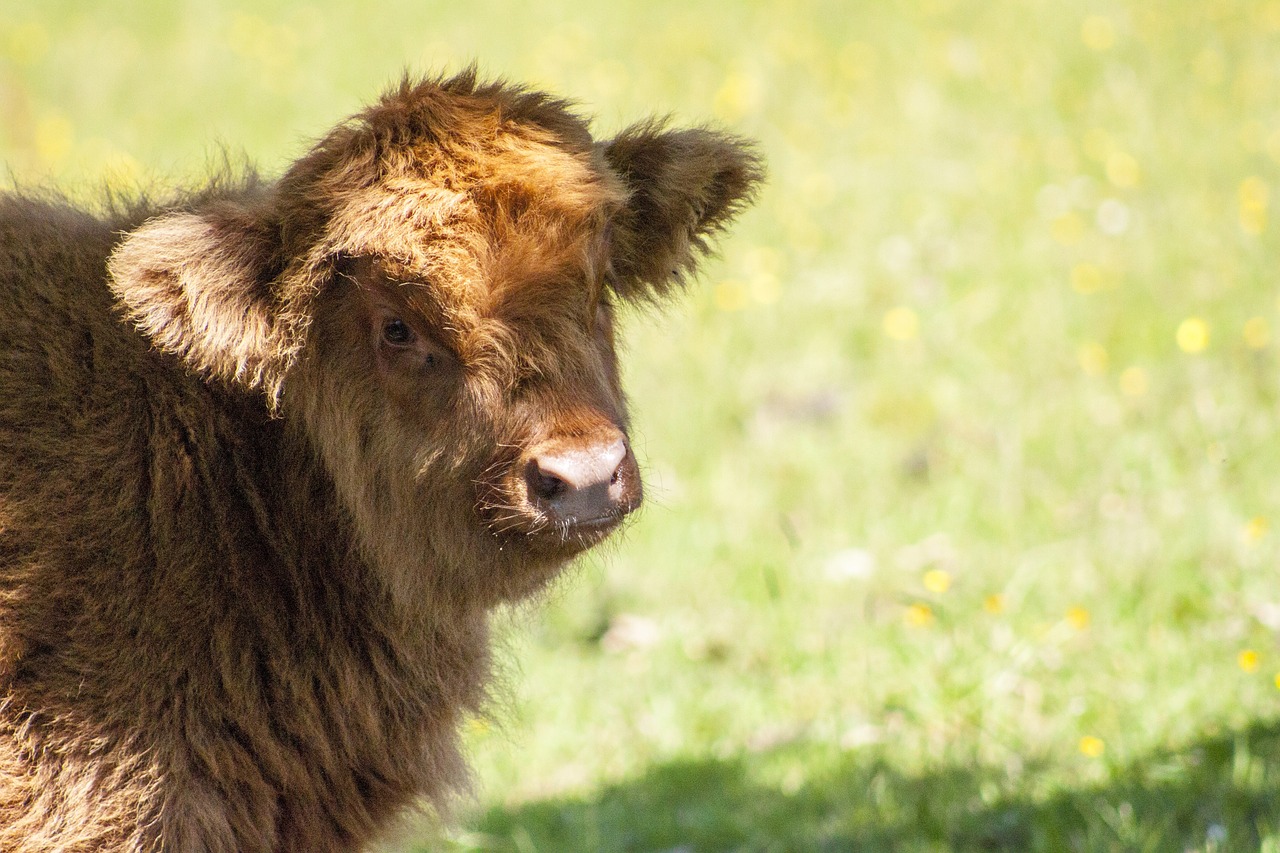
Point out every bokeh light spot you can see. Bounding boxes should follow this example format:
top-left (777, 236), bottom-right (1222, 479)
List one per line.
top-left (1106, 152), bottom-right (1140, 188)
top-left (1077, 341), bottom-right (1108, 375)
top-left (883, 306), bottom-right (920, 341)
top-left (1052, 212), bottom-right (1085, 245)
top-left (905, 603), bottom-right (934, 627)
top-left (714, 280), bottom-right (749, 312)
top-left (6, 21), bottom-right (49, 65)
top-left (1080, 16), bottom-right (1116, 51)
top-left (1240, 176), bottom-right (1269, 235)
top-left (1119, 366), bottom-right (1149, 397)
top-left (1071, 262), bottom-right (1103, 294)
top-left (1244, 316), bottom-right (1270, 349)
top-left (923, 569), bottom-right (952, 594)
top-left (34, 113), bottom-right (74, 166)
top-left (1176, 318), bottom-right (1209, 353)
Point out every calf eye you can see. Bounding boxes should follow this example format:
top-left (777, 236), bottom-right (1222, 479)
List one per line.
top-left (382, 319), bottom-right (415, 346)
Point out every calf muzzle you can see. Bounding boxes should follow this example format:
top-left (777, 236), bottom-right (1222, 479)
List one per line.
top-left (525, 434), bottom-right (641, 529)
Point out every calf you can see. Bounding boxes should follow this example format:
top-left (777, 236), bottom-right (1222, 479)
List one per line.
top-left (0, 70), bottom-right (761, 851)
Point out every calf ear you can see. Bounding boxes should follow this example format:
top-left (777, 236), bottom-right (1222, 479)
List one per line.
top-left (602, 122), bottom-right (763, 300)
top-left (108, 203), bottom-right (291, 396)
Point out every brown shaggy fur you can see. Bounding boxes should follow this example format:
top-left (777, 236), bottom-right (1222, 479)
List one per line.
top-left (0, 71), bottom-right (761, 852)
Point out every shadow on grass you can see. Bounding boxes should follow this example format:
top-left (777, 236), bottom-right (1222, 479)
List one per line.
top-left (446, 719), bottom-right (1280, 852)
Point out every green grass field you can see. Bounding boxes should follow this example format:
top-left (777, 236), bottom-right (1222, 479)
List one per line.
top-left (5, 1), bottom-right (1280, 850)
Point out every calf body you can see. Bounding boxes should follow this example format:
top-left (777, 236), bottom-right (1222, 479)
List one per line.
top-left (0, 72), bottom-right (760, 852)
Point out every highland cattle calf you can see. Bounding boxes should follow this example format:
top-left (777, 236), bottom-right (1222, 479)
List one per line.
top-left (0, 71), bottom-right (761, 852)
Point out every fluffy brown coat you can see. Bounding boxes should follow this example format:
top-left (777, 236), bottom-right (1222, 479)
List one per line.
top-left (0, 71), bottom-right (760, 852)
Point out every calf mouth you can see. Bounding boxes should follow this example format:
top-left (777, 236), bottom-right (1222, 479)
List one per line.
top-left (480, 495), bottom-right (641, 560)
top-left (549, 504), bottom-right (638, 546)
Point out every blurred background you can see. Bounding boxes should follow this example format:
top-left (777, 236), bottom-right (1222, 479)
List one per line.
top-left (5, 1), bottom-right (1280, 850)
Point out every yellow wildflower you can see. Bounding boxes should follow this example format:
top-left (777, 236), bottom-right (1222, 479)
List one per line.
top-left (1080, 16), bottom-right (1115, 51)
top-left (713, 73), bottom-right (760, 123)
top-left (1241, 176), bottom-right (1269, 208)
top-left (923, 569), bottom-right (952, 594)
top-left (1240, 649), bottom-right (1260, 673)
top-left (1077, 342), bottom-right (1108, 375)
top-left (1071, 263), bottom-right (1104, 294)
top-left (1079, 735), bottom-right (1105, 758)
top-left (6, 21), bottom-right (49, 65)
top-left (714, 280), bottom-right (749, 312)
top-left (905, 603), bottom-right (934, 627)
top-left (1193, 49), bottom-right (1226, 85)
top-left (1244, 317), bottom-right (1270, 349)
top-left (1106, 151), bottom-right (1140, 188)
top-left (1118, 366), bottom-right (1148, 397)
top-left (883, 306), bottom-right (920, 341)
top-left (34, 113), bottom-right (74, 166)
top-left (1052, 212), bottom-right (1085, 245)
top-left (1176, 318), bottom-right (1209, 353)
top-left (1240, 176), bottom-right (1269, 235)
top-left (1082, 128), bottom-right (1112, 161)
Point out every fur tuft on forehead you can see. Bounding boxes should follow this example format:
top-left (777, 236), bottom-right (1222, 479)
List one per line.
top-left (367, 67), bottom-right (597, 155)
top-left (276, 68), bottom-right (623, 260)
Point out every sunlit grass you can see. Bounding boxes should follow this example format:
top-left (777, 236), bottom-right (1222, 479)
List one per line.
top-left (5, 1), bottom-right (1280, 850)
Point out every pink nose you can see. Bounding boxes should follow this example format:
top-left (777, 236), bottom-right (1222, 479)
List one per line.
top-left (526, 438), bottom-right (640, 524)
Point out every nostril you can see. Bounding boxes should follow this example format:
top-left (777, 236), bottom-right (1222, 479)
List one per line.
top-left (528, 463), bottom-right (568, 502)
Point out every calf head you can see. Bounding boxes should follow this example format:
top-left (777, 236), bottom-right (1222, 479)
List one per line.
top-left (108, 71), bottom-right (762, 610)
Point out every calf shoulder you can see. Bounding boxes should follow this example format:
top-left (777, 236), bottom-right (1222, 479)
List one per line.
top-left (0, 194), bottom-right (486, 851)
